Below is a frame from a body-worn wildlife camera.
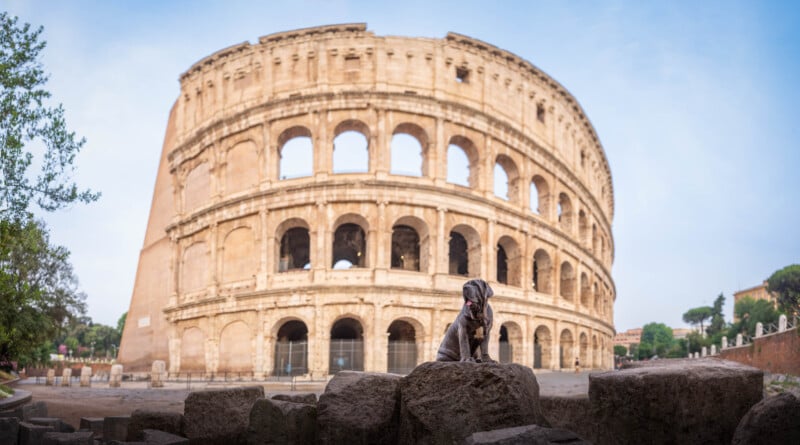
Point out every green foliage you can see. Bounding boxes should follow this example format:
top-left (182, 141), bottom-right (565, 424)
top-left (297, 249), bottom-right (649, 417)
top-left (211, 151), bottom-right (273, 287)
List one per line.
top-left (117, 312), bottom-right (127, 336)
top-left (707, 293), bottom-right (727, 336)
top-left (56, 316), bottom-right (121, 359)
top-left (0, 13), bottom-right (99, 218)
top-left (730, 296), bottom-right (781, 338)
top-left (628, 343), bottom-right (639, 359)
top-left (0, 218), bottom-right (86, 366)
top-left (637, 322), bottom-right (674, 359)
top-left (767, 264), bottom-right (800, 317)
top-left (613, 345), bottom-right (627, 356)
top-left (682, 306), bottom-right (713, 333)
top-left (0, 383), bottom-right (14, 398)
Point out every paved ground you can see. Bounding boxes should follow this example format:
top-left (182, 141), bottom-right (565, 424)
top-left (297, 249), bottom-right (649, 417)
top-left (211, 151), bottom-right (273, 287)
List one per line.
top-left (14, 370), bottom-right (598, 428)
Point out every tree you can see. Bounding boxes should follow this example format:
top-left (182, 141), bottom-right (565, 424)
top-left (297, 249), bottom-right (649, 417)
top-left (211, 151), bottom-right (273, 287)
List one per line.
top-left (613, 345), bottom-right (627, 356)
top-left (116, 312), bottom-right (127, 337)
top-left (767, 264), bottom-right (800, 317)
top-left (730, 296), bottom-right (780, 338)
top-left (1, 12), bottom-right (99, 218)
top-left (0, 219), bottom-right (86, 366)
top-left (637, 322), bottom-right (674, 359)
top-left (682, 306), bottom-right (713, 335)
top-left (707, 293), bottom-right (726, 337)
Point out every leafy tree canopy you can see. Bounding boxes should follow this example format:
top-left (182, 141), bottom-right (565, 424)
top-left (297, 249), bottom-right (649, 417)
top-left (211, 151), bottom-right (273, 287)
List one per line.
top-left (638, 322), bottom-right (674, 359)
top-left (730, 296), bottom-right (780, 338)
top-left (767, 264), bottom-right (800, 317)
top-left (0, 12), bottom-right (99, 218)
top-left (613, 345), bottom-right (627, 356)
top-left (682, 306), bottom-right (713, 333)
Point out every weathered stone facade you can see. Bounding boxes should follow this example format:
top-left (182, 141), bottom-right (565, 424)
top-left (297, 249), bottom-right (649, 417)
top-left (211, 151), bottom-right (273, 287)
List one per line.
top-left (118, 23), bottom-right (616, 376)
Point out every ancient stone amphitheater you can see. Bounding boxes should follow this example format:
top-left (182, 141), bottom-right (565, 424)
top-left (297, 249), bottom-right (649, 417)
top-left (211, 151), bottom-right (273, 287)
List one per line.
top-left (118, 24), bottom-right (616, 377)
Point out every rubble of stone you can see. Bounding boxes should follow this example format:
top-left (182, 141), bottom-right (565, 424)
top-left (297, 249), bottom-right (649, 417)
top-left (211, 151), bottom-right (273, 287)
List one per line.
top-left (0, 358), bottom-right (790, 444)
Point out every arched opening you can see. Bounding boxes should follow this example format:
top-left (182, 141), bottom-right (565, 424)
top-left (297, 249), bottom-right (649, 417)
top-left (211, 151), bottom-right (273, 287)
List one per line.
top-left (580, 273), bottom-right (590, 307)
top-left (391, 124), bottom-right (426, 176)
top-left (560, 261), bottom-right (575, 302)
top-left (497, 236), bottom-right (521, 286)
top-left (329, 318), bottom-right (364, 373)
top-left (558, 193), bottom-right (573, 232)
top-left (391, 225), bottom-right (420, 271)
top-left (218, 321), bottom-right (252, 373)
top-left (447, 136), bottom-right (478, 187)
top-left (592, 335), bottom-right (600, 368)
top-left (181, 242), bottom-right (208, 294)
top-left (559, 329), bottom-right (574, 369)
top-left (278, 127), bottom-right (313, 179)
top-left (578, 210), bottom-right (589, 247)
top-left (449, 225), bottom-right (481, 277)
top-left (222, 227), bottom-right (256, 284)
top-left (495, 155), bottom-right (520, 203)
top-left (332, 223), bottom-right (366, 268)
top-left (499, 325), bottom-right (511, 363)
top-left (534, 326), bottom-right (551, 369)
top-left (530, 175), bottom-right (550, 217)
top-left (279, 227), bottom-right (311, 272)
top-left (183, 163), bottom-right (210, 214)
top-left (498, 322), bottom-right (523, 364)
top-left (179, 328), bottom-right (205, 372)
top-left (532, 249), bottom-right (552, 293)
top-left (592, 224), bottom-right (598, 254)
top-left (333, 124), bottom-right (369, 173)
top-left (387, 320), bottom-right (417, 374)
top-left (579, 332), bottom-right (589, 370)
top-left (273, 320), bottom-right (308, 376)
top-left (494, 163), bottom-right (509, 200)
top-left (593, 282), bottom-right (601, 315)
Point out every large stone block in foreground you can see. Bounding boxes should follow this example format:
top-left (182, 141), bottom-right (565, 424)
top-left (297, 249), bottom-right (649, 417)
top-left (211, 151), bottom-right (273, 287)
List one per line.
top-left (464, 424), bottom-right (590, 445)
top-left (127, 409), bottom-right (184, 441)
top-left (398, 362), bottom-right (549, 445)
top-left (317, 371), bottom-right (401, 445)
top-left (731, 392), bottom-right (800, 445)
top-left (589, 358), bottom-right (763, 445)
top-left (183, 386), bottom-right (264, 445)
top-left (247, 398), bottom-right (316, 445)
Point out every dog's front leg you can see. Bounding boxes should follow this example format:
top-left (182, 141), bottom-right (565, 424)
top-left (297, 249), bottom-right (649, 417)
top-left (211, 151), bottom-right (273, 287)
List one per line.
top-left (480, 323), bottom-right (497, 363)
top-left (458, 323), bottom-right (476, 362)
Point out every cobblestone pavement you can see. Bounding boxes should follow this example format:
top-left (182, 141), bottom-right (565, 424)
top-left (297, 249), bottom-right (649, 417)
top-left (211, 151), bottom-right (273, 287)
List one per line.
top-left (15, 370), bottom-right (598, 427)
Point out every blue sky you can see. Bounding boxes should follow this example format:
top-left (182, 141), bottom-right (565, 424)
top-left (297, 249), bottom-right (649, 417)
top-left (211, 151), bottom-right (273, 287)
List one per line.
top-left (5, 1), bottom-right (799, 331)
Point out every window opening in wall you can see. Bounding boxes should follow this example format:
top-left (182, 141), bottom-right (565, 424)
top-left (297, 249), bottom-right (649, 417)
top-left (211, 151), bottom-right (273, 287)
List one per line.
top-left (533, 259), bottom-right (538, 290)
top-left (530, 182), bottom-right (540, 214)
top-left (494, 163), bottom-right (509, 200)
top-left (580, 151), bottom-right (586, 168)
top-left (333, 131), bottom-right (369, 173)
top-left (557, 202), bottom-right (563, 222)
top-left (330, 318), bottom-right (364, 372)
top-left (274, 320), bottom-right (308, 376)
top-left (387, 320), bottom-right (417, 374)
top-left (447, 144), bottom-right (470, 186)
top-left (448, 231), bottom-right (468, 276)
top-left (533, 249), bottom-right (552, 293)
top-left (534, 327), bottom-right (551, 369)
top-left (391, 225), bottom-right (420, 271)
top-left (560, 262), bottom-right (575, 301)
top-left (332, 223), bottom-right (366, 268)
top-left (280, 136), bottom-right (313, 179)
top-left (496, 244), bottom-right (508, 284)
top-left (455, 66), bottom-right (469, 83)
top-left (279, 227), bottom-right (311, 272)
top-left (499, 325), bottom-right (511, 363)
top-left (537, 103), bottom-right (546, 123)
top-left (390, 133), bottom-right (423, 176)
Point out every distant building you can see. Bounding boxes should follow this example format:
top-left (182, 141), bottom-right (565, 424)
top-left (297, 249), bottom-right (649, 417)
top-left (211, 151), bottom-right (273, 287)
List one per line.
top-left (733, 281), bottom-right (777, 322)
top-left (672, 328), bottom-right (692, 340)
top-left (613, 328), bottom-right (643, 351)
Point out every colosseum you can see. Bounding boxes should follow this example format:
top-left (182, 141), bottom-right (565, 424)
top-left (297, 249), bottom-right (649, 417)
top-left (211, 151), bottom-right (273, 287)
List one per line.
top-left (118, 23), bottom-right (616, 377)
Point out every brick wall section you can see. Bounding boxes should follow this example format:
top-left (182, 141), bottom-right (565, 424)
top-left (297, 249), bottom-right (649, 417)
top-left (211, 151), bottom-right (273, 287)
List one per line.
top-left (718, 328), bottom-right (800, 374)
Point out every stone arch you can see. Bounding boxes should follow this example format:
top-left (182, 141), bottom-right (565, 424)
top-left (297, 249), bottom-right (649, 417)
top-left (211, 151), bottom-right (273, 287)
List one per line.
top-left (179, 327), bottom-right (205, 372)
top-left (532, 249), bottom-right (553, 293)
top-left (225, 140), bottom-right (259, 194)
top-left (183, 162), bottom-right (210, 214)
top-left (329, 316), bottom-right (365, 373)
top-left (221, 227), bottom-right (257, 283)
top-left (278, 126), bottom-right (313, 179)
top-left (534, 325), bottom-right (552, 369)
top-left (579, 332), bottom-right (589, 369)
top-left (592, 223), bottom-right (598, 254)
top-left (560, 261), bottom-right (575, 302)
top-left (557, 192), bottom-right (573, 232)
top-left (578, 210), bottom-right (589, 247)
top-left (447, 135), bottom-right (479, 188)
top-left (530, 175), bottom-right (550, 218)
top-left (391, 225), bottom-right (420, 272)
top-left (333, 120), bottom-right (369, 174)
top-left (580, 272), bottom-right (590, 308)
top-left (391, 216), bottom-right (430, 273)
top-left (498, 321), bottom-right (523, 364)
top-left (593, 282), bottom-right (601, 314)
top-left (181, 242), bottom-right (208, 293)
top-left (496, 235), bottom-right (521, 286)
top-left (276, 218), bottom-right (311, 272)
top-left (559, 329), bottom-right (574, 369)
top-left (273, 319), bottom-right (309, 376)
top-left (391, 123), bottom-right (428, 177)
top-left (218, 320), bottom-right (253, 373)
top-left (494, 155), bottom-right (520, 203)
top-left (449, 224), bottom-right (481, 277)
top-left (332, 214), bottom-right (369, 268)
top-left (387, 319), bottom-right (419, 374)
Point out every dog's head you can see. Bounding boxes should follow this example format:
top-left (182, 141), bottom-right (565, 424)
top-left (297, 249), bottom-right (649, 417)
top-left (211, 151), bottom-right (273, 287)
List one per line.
top-left (462, 279), bottom-right (493, 320)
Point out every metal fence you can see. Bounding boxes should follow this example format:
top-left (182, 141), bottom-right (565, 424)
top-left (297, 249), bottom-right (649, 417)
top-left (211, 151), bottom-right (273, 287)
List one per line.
top-left (499, 342), bottom-right (513, 363)
top-left (387, 341), bottom-right (417, 374)
top-left (329, 339), bottom-right (364, 372)
top-left (273, 340), bottom-right (308, 376)
top-left (534, 344), bottom-right (542, 369)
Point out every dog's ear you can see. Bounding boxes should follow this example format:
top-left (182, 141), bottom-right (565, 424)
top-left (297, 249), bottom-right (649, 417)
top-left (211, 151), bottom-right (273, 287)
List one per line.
top-left (463, 280), bottom-right (477, 302)
top-left (483, 280), bottom-right (494, 299)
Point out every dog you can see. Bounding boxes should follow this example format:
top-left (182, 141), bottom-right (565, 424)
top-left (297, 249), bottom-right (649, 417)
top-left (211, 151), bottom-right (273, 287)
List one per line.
top-left (436, 279), bottom-right (496, 363)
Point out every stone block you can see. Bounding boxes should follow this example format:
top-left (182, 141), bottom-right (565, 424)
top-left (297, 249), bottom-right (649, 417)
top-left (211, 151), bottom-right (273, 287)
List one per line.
top-left (19, 421), bottom-right (55, 445)
top-left (270, 393), bottom-right (317, 405)
top-left (463, 424), bottom-right (590, 444)
top-left (61, 368), bottom-right (72, 387)
top-left (317, 371), bottom-right (401, 445)
top-left (46, 368), bottom-right (56, 386)
top-left (79, 417), bottom-right (103, 438)
top-left (42, 431), bottom-right (93, 444)
top-left (397, 362), bottom-right (549, 445)
top-left (127, 409), bottom-right (183, 441)
top-left (247, 398), bottom-right (316, 445)
top-left (103, 415), bottom-right (131, 442)
top-left (110, 364), bottom-right (123, 388)
top-left (79, 366), bottom-right (92, 387)
top-left (151, 361), bottom-right (166, 388)
top-left (142, 428), bottom-right (189, 445)
top-left (731, 392), bottom-right (800, 445)
top-left (539, 396), bottom-right (594, 442)
top-left (22, 401), bottom-right (48, 421)
top-left (30, 417), bottom-right (75, 433)
top-left (589, 358), bottom-right (763, 445)
top-left (0, 417), bottom-right (19, 445)
top-left (183, 386), bottom-right (264, 445)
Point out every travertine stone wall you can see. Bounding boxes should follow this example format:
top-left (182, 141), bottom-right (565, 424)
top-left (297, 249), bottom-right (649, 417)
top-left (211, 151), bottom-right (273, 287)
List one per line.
top-left (118, 24), bottom-right (616, 375)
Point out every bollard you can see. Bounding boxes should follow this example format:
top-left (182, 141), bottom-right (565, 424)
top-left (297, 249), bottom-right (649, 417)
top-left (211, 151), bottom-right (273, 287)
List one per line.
top-left (45, 369), bottom-right (55, 386)
top-left (109, 364), bottom-right (123, 388)
top-left (701, 347), bottom-right (707, 357)
top-left (80, 366), bottom-right (92, 387)
top-left (779, 314), bottom-right (787, 332)
top-left (722, 337), bottom-right (728, 349)
top-left (710, 345), bottom-right (717, 355)
top-left (736, 333), bottom-right (743, 347)
top-left (61, 368), bottom-right (72, 387)
top-left (755, 322), bottom-right (763, 338)
top-left (151, 360), bottom-right (166, 388)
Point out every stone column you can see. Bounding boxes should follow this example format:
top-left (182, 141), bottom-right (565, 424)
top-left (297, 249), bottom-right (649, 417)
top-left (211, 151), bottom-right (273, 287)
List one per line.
top-left (721, 336), bottom-right (728, 349)
top-left (755, 322), bottom-right (763, 338)
top-left (436, 207), bottom-right (447, 276)
top-left (254, 311), bottom-right (265, 379)
top-left (61, 368), bottom-right (72, 387)
top-left (109, 364), bottom-right (123, 388)
top-left (779, 314), bottom-right (787, 332)
top-left (79, 366), bottom-right (92, 387)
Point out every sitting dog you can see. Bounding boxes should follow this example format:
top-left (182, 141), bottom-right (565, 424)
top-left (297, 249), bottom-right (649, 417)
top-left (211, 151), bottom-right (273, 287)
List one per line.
top-left (436, 279), bottom-right (496, 363)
